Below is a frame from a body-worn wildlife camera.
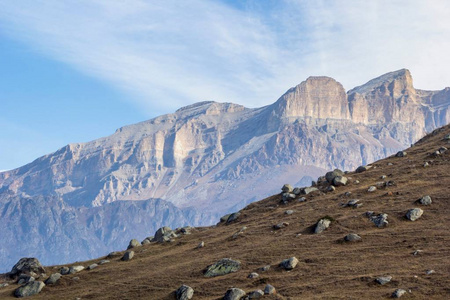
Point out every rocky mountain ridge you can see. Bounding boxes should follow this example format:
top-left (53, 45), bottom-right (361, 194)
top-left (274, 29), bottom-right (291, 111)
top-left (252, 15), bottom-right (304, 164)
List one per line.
top-left (0, 69), bottom-right (449, 270)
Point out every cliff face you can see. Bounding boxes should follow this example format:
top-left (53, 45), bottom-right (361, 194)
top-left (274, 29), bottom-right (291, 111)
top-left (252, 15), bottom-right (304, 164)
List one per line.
top-left (0, 69), bottom-right (449, 270)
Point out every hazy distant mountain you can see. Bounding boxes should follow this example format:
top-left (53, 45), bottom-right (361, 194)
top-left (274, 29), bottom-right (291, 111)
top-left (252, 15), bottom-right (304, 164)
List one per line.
top-left (0, 69), bottom-right (449, 270)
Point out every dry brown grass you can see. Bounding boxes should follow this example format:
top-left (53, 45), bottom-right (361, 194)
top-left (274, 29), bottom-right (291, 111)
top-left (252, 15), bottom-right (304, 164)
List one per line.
top-left (1, 126), bottom-right (450, 299)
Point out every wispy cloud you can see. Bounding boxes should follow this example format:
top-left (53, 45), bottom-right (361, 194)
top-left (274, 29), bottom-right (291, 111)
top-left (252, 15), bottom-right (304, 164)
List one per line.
top-left (1, 0), bottom-right (450, 115)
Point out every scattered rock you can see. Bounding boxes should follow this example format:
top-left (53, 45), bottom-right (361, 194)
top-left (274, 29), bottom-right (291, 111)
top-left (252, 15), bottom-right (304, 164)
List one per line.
top-left (445, 134), bottom-right (450, 140)
top-left (354, 180), bottom-right (360, 184)
top-left (392, 289), bottom-right (406, 298)
top-left (127, 239), bottom-right (141, 249)
top-left (176, 226), bottom-right (193, 235)
top-left (232, 227), bottom-right (247, 239)
top-left (387, 162), bottom-right (393, 166)
top-left (281, 193), bottom-right (296, 203)
top-left (413, 250), bottom-right (423, 256)
top-left (9, 258), bottom-right (45, 279)
top-left (0, 283), bottom-right (9, 288)
top-left (99, 260), bottom-right (110, 265)
top-left (292, 187), bottom-right (302, 195)
top-left (333, 176), bottom-right (348, 186)
top-left (285, 210), bottom-right (294, 215)
top-left (248, 272), bottom-right (259, 279)
top-left (176, 284), bottom-right (194, 300)
top-left (327, 186), bottom-right (336, 192)
top-left (107, 251), bottom-right (121, 258)
top-left (259, 265), bottom-right (271, 272)
top-left (325, 169), bottom-right (344, 183)
top-left (17, 275), bottom-right (34, 285)
top-left (227, 212), bottom-right (241, 224)
top-left (298, 197), bottom-right (306, 202)
top-left (141, 238), bottom-right (152, 245)
top-left (371, 213), bottom-right (389, 228)
top-left (220, 214), bottom-right (232, 223)
top-left (273, 222), bottom-right (289, 230)
top-left (281, 184), bottom-right (293, 193)
top-left (418, 195), bottom-right (432, 205)
top-left (60, 267), bottom-right (70, 275)
top-left (315, 218), bottom-right (331, 234)
top-left (153, 226), bottom-right (178, 242)
top-left (44, 273), bottom-right (61, 285)
top-left (426, 270), bottom-right (435, 275)
top-left (344, 191), bottom-right (352, 197)
top-left (302, 187), bottom-right (319, 195)
top-left (264, 284), bottom-right (276, 295)
top-left (69, 266), bottom-right (85, 274)
top-left (376, 276), bottom-right (392, 285)
top-left (439, 146), bottom-right (448, 154)
top-left (356, 165), bottom-right (370, 173)
top-left (346, 199), bottom-right (360, 208)
top-left (14, 281), bottom-right (45, 298)
top-left (197, 241), bottom-right (205, 249)
top-left (121, 251), bottom-right (134, 261)
top-left (395, 151), bottom-right (407, 157)
top-left (204, 258), bottom-right (241, 277)
top-left (367, 186), bottom-right (377, 192)
top-left (344, 233), bottom-right (362, 242)
top-left (406, 208), bottom-right (423, 221)
top-left (224, 288), bottom-right (246, 300)
top-left (380, 175), bottom-right (387, 179)
top-left (280, 257), bottom-right (298, 270)
top-left (87, 264), bottom-right (98, 270)
top-left (248, 289), bottom-right (264, 299)
top-left (423, 162), bottom-right (429, 167)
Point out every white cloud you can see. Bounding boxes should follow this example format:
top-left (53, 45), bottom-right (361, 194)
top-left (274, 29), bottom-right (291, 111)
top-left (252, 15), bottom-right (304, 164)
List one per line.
top-left (1, 0), bottom-right (450, 115)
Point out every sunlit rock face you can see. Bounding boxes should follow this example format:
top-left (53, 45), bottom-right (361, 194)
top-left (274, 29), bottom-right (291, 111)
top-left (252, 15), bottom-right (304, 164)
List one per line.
top-left (0, 69), bottom-right (449, 270)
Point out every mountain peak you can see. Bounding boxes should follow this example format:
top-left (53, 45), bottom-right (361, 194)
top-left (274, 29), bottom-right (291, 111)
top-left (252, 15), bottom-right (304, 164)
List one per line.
top-left (348, 68), bottom-right (413, 95)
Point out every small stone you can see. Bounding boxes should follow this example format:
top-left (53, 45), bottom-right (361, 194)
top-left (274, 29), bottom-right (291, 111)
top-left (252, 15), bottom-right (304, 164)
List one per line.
top-left (248, 272), bottom-right (259, 278)
top-left (107, 251), bottom-right (121, 258)
top-left (346, 199), bottom-right (360, 207)
top-left (392, 289), bottom-right (406, 298)
top-left (387, 162), bottom-right (393, 166)
top-left (273, 222), bottom-right (289, 230)
top-left (197, 241), bottom-right (205, 248)
top-left (220, 214), bottom-right (232, 223)
top-left (418, 195), bottom-right (432, 205)
top-left (281, 184), bottom-right (293, 193)
top-left (314, 218), bottom-right (331, 234)
top-left (259, 265), bottom-right (271, 272)
top-left (14, 281), bottom-right (45, 298)
top-left (280, 257), bottom-right (298, 270)
top-left (327, 186), bottom-right (336, 192)
top-left (17, 275), bottom-right (35, 285)
top-left (0, 283), bottom-right (9, 288)
top-left (371, 213), bottom-right (389, 228)
top-left (395, 151), bottom-right (407, 157)
top-left (99, 260), bottom-right (110, 265)
top-left (69, 266), bottom-right (84, 274)
top-left (426, 270), bottom-right (435, 275)
top-left (248, 289), bottom-right (264, 299)
top-left (121, 251), bottom-right (134, 261)
top-left (444, 134), bottom-right (450, 140)
top-left (204, 258), bottom-right (241, 277)
top-left (439, 146), bottom-right (448, 154)
top-left (72, 277), bottom-right (80, 281)
top-left (354, 180), bottom-right (360, 184)
top-left (413, 250), bottom-right (422, 256)
top-left (406, 208), bottom-right (423, 221)
top-left (264, 284), bottom-right (276, 295)
top-left (141, 238), bottom-right (151, 245)
top-left (127, 239), bottom-right (141, 249)
top-left (423, 162), bottom-right (429, 167)
top-left (344, 233), bottom-right (361, 242)
top-left (176, 284), bottom-right (194, 300)
top-left (344, 191), bottom-right (352, 197)
top-left (60, 267), bottom-right (70, 275)
top-left (44, 273), bottom-right (61, 285)
top-left (87, 264), bottom-right (98, 270)
top-left (376, 276), bottom-right (392, 285)
top-left (224, 288), bottom-right (246, 300)
top-left (333, 176), bottom-right (348, 186)
top-left (292, 187), bottom-right (302, 195)
top-left (302, 187), bottom-right (319, 194)
top-left (285, 210), bottom-right (294, 215)
top-left (281, 193), bottom-right (296, 203)
top-left (380, 175), bottom-right (387, 179)
top-left (298, 197), bottom-right (306, 202)
top-left (368, 186), bottom-right (377, 192)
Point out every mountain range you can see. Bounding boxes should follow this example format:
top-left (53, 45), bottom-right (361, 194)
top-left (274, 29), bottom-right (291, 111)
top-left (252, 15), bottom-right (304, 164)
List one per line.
top-left (0, 68), bottom-right (449, 270)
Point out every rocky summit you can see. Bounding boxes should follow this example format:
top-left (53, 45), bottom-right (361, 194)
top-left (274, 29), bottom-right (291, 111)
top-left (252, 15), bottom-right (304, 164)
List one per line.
top-left (0, 69), bottom-right (450, 270)
top-left (0, 122), bottom-right (448, 299)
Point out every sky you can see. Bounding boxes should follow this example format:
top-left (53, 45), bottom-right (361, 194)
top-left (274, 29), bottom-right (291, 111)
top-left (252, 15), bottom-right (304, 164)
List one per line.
top-left (1, 0), bottom-right (450, 171)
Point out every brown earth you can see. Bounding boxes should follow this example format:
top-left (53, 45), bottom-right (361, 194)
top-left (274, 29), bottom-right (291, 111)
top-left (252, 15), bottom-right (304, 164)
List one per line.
top-left (1, 125), bottom-right (450, 299)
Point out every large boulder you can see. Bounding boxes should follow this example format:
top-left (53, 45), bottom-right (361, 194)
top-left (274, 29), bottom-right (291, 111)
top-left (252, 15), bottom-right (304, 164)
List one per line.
top-left (333, 176), bottom-right (348, 186)
top-left (281, 184), bottom-right (293, 193)
top-left (14, 281), bottom-right (45, 298)
top-left (127, 239), bottom-right (141, 249)
top-left (279, 257), bottom-right (299, 270)
top-left (44, 273), bottom-right (61, 285)
top-left (122, 251), bottom-right (134, 261)
top-left (204, 258), bottom-right (241, 277)
top-left (9, 258), bottom-right (45, 278)
top-left (226, 212), bottom-right (241, 224)
top-left (224, 288), bottom-right (246, 300)
top-left (325, 169), bottom-right (344, 183)
top-left (176, 284), bottom-right (194, 300)
top-left (152, 226), bottom-right (177, 243)
top-left (406, 208), bottom-right (423, 221)
top-left (301, 187), bottom-right (319, 195)
top-left (315, 218), bottom-right (331, 234)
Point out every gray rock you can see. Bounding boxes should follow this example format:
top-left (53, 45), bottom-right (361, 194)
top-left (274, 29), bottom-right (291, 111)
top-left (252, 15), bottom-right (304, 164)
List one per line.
top-left (285, 210), bottom-right (294, 215)
top-left (227, 212), bottom-right (241, 224)
top-left (418, 195), bottom-right (432, 205)
top-left (439, 146), bottom-right (448, 154)
top-left (107, 251), bottom-right (121, 258)
top-left (127, 239), bottom-right (141, 249)
top-left (264, 284), bottom-right (276, 295)
top-left (281, 193), bottom-right (296, 202)
top-left (248, 290), bottom-right (264, 299)
top-left (315, 218), bottom-right (331, 234)
top-left (280, 257), bottom-right (298, 270)
top-left (17, 275), bottom-right (35, 285)
top-left (302, 187), bottom-right (319, 195)
top-left (176, 226), bottom-right (193, 235)
top-left (153, 226), bottom-right (177, 242)
top-left (99, 260), bottom-right (110, 265)
top-left (344, 191), bottom-right (352, 197)
top-left (220, 214), bottom-right (232, 223)
top-left (259, 265), bottom-right (271, 272)
top-left (0, 283), bottom-right (9, 288)
top-left (346, 199), bottom-right (360, 207)
top-left (376, 275), bottom-right (392, 285)
top-left (44, 273), bottom-right (61, 285)
top-left (281, 184), bottom-right (293, 193)
top-left (247, 272), bottom-right (259, 278)
top-left (327, 185), bottom-right (336, 192)
top-left (9, 258), bottom-right (45, 278)
top-left (298, 197), bottom-right (306, 202)
top-left (204, 258), bottom-right (241, 277)
top-left (406, 208), bottom-right (423, 221)
top-left (354, 180), bottom-right (360, 184)
top-left (14, 281), bottom-right (45, 298)
top-left (355, 165), bottom-right (369, 173)
top-left (176, 284), bottom-right (194, 300)
top-left (371, 213), bottom-right (389, 228)
top-left (395, 151), bottom-right (407, 157)
top-left (392, 289), bottom-right (406, 298)
top-left (197, 241), bottom-right (205, 248)
top-left (224, 288), bottom-right (246, 300)
top-left (344, 233), bottom-right (362, 242)
top-left (69, 266), bottom-right (84, 274)
top-left (87, 264), bottom-right (98, 270)
top-left (368, 186), bottom-right (377, 192)
top-left (333, 176), bottom-right (348, 186)
top-left (413, 250), bottom-right (423, 256)
top-left (325, 169), bottom-right (344, 183)
top-left (141, 238), bottom-right (151, 245)
top-left (292, 187), bottom-right (302, 195)
top-left (380, 175), bottom-right (387, 179)
top-left (426, 270), bottom-right (435, 275)
top-left (273, 222), bottom-right (289, 230)
top-left (60, 267), bottom-right (70, 275)
top-left (423, 162), bottom-right (429, 167)
top-left (121, 251), bottom-right (134, 261)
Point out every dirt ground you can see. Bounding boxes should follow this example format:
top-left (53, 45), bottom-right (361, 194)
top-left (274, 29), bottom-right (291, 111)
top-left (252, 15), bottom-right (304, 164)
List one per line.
top-left (1, 125), bottom-right (449, 299)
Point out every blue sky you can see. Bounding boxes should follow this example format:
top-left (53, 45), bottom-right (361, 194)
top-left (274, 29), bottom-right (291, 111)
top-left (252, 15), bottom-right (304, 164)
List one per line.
top-left (1, 0), bottom-right (450, 170)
